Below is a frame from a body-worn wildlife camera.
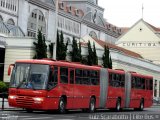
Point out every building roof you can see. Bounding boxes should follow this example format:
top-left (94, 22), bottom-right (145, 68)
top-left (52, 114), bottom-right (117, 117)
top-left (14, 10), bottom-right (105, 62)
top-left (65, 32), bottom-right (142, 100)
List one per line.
top-left (58, 2), bottom-right (122, 36)
top-left (144, 21), bottom-right (160, 32)
top-left (93, 38), bottom-right (143, 59)
top-left (120, 27), bottom-right (129, 33)
top-left (0, 22), bottom-right (25, 37)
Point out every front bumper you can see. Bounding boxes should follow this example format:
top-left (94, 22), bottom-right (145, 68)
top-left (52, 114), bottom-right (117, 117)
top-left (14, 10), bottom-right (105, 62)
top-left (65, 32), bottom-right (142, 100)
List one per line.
top-left (8, 95), bottom-right (59, 110)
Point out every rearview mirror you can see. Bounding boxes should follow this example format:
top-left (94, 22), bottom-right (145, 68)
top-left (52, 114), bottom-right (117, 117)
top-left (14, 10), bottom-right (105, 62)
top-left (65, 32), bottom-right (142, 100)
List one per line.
top-left (8, 64), bottom-right (15, 76)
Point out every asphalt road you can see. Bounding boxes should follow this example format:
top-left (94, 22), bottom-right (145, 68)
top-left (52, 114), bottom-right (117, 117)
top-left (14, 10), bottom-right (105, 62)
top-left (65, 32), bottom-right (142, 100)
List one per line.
top-left (0, 106), bottom-right (160, 120)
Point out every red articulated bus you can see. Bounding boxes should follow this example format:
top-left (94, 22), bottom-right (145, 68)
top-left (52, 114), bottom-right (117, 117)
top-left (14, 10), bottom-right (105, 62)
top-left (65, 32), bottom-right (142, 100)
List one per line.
top-left (8, 59), bottom-right (153, 113)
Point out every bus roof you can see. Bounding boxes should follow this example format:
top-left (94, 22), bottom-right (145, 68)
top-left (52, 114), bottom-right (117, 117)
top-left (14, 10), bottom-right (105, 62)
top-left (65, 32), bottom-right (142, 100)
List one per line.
top-left (15, 59), bottom-right (102, 70)
top-left (130, 72), bottom-right (153, 79)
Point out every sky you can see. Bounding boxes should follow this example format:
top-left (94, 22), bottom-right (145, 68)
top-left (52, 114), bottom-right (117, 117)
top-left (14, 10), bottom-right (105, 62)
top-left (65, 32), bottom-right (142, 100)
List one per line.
top-left (98, 0), bottom-right (160, 27)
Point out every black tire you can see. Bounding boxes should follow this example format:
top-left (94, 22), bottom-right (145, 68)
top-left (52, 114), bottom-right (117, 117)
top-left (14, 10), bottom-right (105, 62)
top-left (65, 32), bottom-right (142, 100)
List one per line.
top-left (138, 100), bottom-right (144, 111)
top-left (26, 109), bottom-right (33, 113)
top-left (115, 99), bottom-right (121, 111)
top-left (82, 108), bottom-right (87, 113)
top-left (58, 97), bottom-right (66, 114)
top-left (89, 97), bottom-right (96, 113)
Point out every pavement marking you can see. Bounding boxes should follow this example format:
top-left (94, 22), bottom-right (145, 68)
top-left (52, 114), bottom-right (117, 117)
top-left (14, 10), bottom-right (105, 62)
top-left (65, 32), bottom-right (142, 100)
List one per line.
top-left (17, 116), bottom-right (31, 118)
top-left (54, 119), bottom-right (74, 120)
top-left (22, 117), bottom-right (53, 120)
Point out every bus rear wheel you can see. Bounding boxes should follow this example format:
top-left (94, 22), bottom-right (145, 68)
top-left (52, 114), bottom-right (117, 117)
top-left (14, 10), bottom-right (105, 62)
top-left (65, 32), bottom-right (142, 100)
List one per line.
top-left (26, 109), bottom-right (33, 113)
top-left (115, 99), bottom-right (121, 111)
top-left (88, 97), bottom-right (96, 113)
top-left (139, 100), bottom-right (144, 111)
top-left (58, 97), bottom-right (66, 114)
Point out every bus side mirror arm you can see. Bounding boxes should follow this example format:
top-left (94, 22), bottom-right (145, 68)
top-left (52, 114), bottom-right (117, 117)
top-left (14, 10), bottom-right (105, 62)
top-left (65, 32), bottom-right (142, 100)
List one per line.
top-left (8, 64), bottom-right (15, 76)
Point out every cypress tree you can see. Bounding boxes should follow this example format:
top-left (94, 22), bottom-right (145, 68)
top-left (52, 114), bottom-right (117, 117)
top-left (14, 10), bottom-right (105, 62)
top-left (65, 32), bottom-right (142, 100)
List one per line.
top-left (93, 42), bottom-right (98, 65)
top-left (109, 55), bottom-right (112, 69)
top-left (49, 31), bottom-right (59, 59)
top-left (102, 45), bottom-right (109, 68)
top-left (33, 30), bottom-right (47, 59)
top-left (57, 31), bottom-right (68, 60)
top-left (56, 31), bottom-right (60, 60)
top-left (78, 41), bottom-right (82, 62)
top-left (70, 37), bottom-right (82, 62)
top-left (87, 41), bottom-right (93, 65)
top-left (49, 43), bottom-right (53, 58)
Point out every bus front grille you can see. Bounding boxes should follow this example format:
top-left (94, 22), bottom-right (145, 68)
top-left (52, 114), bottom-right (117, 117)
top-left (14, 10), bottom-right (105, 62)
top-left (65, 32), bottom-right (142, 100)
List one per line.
top-left (16, 96), bottom-right (34, 107)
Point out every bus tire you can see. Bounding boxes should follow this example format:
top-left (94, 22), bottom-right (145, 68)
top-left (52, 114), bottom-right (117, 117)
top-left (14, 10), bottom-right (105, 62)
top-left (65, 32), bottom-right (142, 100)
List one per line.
top-left (82, 108), bottom-right (87, 112)
top-left (26, 109), bottom-right (33, 113)
top-left (89, 97), bottom-right (96, 113)
top-left (139, 100), bottom-right (144, 111)
top-left (58, 97), bottom-right (66, 114)
top-left (115, 99), bottom-right (121, 111)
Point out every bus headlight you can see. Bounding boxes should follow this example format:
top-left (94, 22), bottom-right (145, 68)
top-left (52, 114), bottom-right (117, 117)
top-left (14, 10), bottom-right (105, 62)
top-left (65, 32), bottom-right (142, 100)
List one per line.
top-left (9, 95), bottom-right (17, 99)
top-left (33, 97), bottom-right (44, 103)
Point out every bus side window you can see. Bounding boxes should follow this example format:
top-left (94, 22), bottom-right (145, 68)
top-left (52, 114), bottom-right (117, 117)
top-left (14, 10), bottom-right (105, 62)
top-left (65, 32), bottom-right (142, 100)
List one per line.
top-left (132, 77), bottom-right (136, 88)
top-left (48, 66), bottom-right (58, 89)
top-left (90, 70), bottom-right (99, 85)
top-left (150, 79), bottom-right (153, 90)
top-left (70, 69), bottom-right (74, 84)
top-left (82, 70), bottom-right (90, 85)
top-left (146, 79), bottom-right (150, 90)
top-left (60, 67), bottom-right (68, 84)
top-left (120, 74), bottom-right (125, 87)
top-left (75, 69), bottom-right (82, 84)
top-left (141, 78), bottom-right (145, 89)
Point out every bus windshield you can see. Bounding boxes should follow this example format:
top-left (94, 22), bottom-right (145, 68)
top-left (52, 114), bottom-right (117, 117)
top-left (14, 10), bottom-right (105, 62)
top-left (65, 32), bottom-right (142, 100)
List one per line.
top-left (10, 63), bottom-right (49, 90)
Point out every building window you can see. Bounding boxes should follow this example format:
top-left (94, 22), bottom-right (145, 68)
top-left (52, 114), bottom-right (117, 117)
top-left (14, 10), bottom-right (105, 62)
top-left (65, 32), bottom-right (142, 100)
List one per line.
top-left (0, 15), bottom-right (3, 22)
top-left (89, 31), bottom-right (98, 39)
top-left (7, 18), bottom-right (15, 25)
top-left (27, 9), bottom-right (46, 38)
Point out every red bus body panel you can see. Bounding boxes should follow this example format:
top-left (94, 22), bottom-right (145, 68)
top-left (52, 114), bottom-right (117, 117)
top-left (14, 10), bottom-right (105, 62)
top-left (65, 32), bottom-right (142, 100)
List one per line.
top-left (8, 59), bottom-right (153, 111)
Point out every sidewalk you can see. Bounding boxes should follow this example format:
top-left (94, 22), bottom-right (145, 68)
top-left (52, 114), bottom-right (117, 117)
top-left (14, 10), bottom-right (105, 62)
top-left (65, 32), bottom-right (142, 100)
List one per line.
top-left (0, 98), bottom-right (17, 110)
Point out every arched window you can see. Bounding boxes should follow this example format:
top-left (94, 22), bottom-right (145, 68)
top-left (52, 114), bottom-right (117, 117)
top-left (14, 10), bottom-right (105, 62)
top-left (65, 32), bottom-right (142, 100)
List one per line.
top-left (7, 18), bottom-right (15, 25)
top-left (66, 37), bottom-right (71, 44)
top-left (27, 9), bottom-right (46, 38)
top-left (89, 31), bottom-right (98, 39)
top-left (0, 15), bottom-right (3, 22)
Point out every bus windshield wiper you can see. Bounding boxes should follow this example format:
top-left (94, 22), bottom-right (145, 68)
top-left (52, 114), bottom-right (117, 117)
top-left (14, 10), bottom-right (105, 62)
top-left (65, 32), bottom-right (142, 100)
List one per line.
top-left (16, 80), bottom-right (26, 89)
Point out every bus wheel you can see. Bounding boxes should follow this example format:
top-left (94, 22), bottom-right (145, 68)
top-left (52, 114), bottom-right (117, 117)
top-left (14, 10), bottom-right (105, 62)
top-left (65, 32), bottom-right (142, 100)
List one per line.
top-left (89, 97), bottom-right (96, 113)
top-left (115, 99), bottom-right (121, 111)
top-left (139, 100), bottom-right (144, 111)
top-left (26, 109), bottom-right (33, 113)
top-left (58, 97), bottom-right (66, 114)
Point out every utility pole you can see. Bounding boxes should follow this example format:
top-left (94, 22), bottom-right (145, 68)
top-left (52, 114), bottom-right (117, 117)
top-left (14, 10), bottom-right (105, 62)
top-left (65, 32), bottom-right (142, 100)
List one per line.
top-left (53, 0), bottom-right (59, 59)
top-left (142, 3), bottom-right (144, 19)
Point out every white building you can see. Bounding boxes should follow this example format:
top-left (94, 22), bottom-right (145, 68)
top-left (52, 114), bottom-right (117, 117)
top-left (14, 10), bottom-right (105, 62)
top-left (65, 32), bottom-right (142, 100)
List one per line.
top-left (116, 19), bottom-right (160, 99)
top-left (117, 19), bottom-right (160, 64)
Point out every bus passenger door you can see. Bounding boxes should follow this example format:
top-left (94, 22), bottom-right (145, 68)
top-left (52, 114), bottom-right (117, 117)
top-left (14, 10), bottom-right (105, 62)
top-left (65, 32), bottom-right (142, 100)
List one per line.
top-left (68, 68), bottom-right (75, 109)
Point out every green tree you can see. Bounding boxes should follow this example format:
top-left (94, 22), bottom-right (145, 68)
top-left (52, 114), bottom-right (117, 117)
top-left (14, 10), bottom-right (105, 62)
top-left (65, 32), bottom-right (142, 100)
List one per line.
top-left (87, 41), bottom-right (93, 65)
top-left (78, 41), bottom-right (82, 62)
top-left (102, 45), bottom-right (109, 68)
top-left (49, 31), bottom-right (59, 58)
top-left (49, 43), bottom-right (53, 58)
top-left (33, 30), bottom-right (47, 59)
top-left (109, 55), bottom-right (112, 69)
top-left (0, 81), bottom-right (8, 93)
top-left (70, 37), bottom-right (82, 62)
top-left (57, 31), bottom-right (68, 60)
top-left (92, 42), bottom-right (98, 65)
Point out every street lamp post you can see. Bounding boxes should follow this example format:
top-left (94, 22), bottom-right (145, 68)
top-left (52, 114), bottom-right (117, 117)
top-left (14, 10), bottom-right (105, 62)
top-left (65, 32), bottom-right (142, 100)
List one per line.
top-left (53, 0), bottom-right (59, 60)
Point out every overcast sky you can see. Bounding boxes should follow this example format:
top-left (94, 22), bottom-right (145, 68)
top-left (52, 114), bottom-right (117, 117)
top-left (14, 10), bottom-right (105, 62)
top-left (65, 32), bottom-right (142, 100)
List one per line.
top-left (98, 0), bottom-right (160, 27)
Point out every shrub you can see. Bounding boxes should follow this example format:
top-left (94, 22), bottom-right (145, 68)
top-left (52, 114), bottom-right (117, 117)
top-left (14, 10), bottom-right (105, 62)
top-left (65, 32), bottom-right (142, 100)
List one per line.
top-left (0, 81), bottom-right (8, 93)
